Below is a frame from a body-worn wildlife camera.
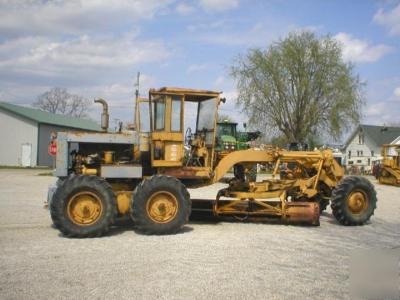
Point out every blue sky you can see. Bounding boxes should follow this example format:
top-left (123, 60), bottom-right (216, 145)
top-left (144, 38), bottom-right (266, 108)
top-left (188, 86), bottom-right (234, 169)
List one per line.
top-left (0, 0), bottom-right (399, 132)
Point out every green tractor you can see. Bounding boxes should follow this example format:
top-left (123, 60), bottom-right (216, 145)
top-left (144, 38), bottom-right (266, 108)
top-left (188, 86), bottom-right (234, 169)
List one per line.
top-left (216, 121), bottom-right (261, 181)
top-left (216, 121), bottom-right (261, 152)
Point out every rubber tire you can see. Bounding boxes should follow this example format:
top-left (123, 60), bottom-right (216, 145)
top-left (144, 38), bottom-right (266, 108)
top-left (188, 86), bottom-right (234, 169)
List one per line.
top-left (331, 176), bottom-right (377, 226)
top-left (247, 164), bottom-right (257, 182)
top-left (319, 199), bottom-right (329, 213)
top-left (234, 164), bottom-right (257, 182)
top-left (50, 175), bottom-right (117, 238)
top-left (234, 164), bottom-right (245, 181)
top-left (130, 175), bottom-right (191, 235)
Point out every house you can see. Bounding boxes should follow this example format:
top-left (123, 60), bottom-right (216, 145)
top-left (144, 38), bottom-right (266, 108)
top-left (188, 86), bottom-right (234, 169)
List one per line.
top-left (343, 124), bottom-right (400, 171)
top-left (0, 102), bottom-right (101, 167)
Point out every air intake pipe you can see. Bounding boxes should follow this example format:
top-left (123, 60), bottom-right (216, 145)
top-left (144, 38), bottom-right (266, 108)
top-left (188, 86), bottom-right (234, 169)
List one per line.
top-left (94, 98), bottom-right (109, 132)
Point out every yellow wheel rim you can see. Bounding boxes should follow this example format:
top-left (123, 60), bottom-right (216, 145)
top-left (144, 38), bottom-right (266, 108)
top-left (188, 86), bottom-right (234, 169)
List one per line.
top-left (146, 191), bottom-right (178, 224)
top-left (67, 191), bottom-right (103, 225)
top-left (347, 190), bottom-right (368, 215)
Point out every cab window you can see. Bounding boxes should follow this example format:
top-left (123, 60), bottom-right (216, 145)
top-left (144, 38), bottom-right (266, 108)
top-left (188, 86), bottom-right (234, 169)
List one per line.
top-left (154, 97), bottom-right (165, 131)
top-left (171, 96), bottom-right (182, 132)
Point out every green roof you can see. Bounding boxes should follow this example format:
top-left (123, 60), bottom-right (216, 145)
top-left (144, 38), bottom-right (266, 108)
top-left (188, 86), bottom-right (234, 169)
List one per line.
top-left (0, 102), bottom-right (101, 131)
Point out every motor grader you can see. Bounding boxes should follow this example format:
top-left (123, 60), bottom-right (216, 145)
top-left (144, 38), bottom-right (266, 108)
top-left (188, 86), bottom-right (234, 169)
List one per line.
top-left (48, 87), bottom-right (377, 237)
top-left (378, 144), bottom-right (400, 186)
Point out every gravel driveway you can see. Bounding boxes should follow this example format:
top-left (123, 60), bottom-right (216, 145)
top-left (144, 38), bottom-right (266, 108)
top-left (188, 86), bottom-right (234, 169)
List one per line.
top-left (0, 169), bottom-right (399, 299)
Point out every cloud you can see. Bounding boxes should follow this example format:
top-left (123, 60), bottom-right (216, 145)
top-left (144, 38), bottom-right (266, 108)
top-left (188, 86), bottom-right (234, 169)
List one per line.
top-left (0, 0), bottom-right (174, 38)
top-left (373, 4), bottom-right (400, 36)
top-left (199, 0), bottom-right (239, 12)
top-left (176, 3), bottom-right (195, 15)
top-left (194, 21), bottom-right (292, 47)
top-left (394, 87), bottom-right (400, 98)
top-left (0, 33), bottom-right (169, 85)
top-left (334, 32), bottom-right (393, 63)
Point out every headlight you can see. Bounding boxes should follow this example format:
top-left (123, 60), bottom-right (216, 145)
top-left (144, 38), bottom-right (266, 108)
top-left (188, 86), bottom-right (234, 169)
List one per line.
top-left (231, 145), bottom-right (235, 150)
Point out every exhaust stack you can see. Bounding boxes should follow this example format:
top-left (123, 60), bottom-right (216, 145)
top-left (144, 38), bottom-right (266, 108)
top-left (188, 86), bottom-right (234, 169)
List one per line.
top-left (94, 98), bottom-right (109, 132)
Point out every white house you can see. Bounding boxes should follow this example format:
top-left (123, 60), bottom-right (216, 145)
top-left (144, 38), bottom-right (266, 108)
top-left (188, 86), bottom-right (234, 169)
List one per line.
top-left (343, 124), bottom-right (400, 171)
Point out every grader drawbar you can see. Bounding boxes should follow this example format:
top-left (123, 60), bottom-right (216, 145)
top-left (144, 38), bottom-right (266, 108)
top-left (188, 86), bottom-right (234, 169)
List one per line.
top-left (48, 87), bottom-right (377, 237)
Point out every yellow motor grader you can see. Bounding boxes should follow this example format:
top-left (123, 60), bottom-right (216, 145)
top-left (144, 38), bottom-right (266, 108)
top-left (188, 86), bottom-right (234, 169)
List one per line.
top-left (48, 87), bottom-right (377, 237)
top-left (378, 144), bottom-right (400, 186)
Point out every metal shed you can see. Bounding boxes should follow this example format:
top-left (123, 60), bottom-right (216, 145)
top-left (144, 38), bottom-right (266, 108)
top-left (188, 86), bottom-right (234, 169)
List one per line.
top-left (0, 102), bottom-right (101, 167)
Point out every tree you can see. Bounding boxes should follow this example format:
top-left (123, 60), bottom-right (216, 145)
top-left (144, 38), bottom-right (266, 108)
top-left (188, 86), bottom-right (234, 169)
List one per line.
top-left (231, 31), bottom-right (364, 143)
top-left (33, 87), bottom-right (91, 118)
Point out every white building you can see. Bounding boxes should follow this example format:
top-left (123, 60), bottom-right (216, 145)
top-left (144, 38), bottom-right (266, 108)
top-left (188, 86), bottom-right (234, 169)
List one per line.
top-left (343, 124), bottom-right (400, 171)
top-left (0, 102), bottom-right (101, 167)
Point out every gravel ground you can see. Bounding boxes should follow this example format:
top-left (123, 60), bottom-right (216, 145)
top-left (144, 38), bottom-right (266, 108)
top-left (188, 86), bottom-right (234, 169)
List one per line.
top-left (0, 169), bottom-right (399, 300)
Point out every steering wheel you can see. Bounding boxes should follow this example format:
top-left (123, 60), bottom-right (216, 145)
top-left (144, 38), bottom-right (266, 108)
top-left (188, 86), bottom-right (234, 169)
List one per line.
top-left (185, 127), bottom-right (192, 145)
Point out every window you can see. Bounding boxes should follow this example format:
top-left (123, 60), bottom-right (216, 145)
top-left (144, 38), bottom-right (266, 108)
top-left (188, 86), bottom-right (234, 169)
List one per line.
top-left (358, 133), bottom-right (364, 144)
top-left (154, 97), bottom-right (165, 131)
top-left (357, 160), bottom-right (362, 163)
top-left (368, 158), bottom-right (371, 166)
top-left (371, 150), bottom-right (374, 157)
top-left (139, 102), bottom-right (150, 132)
top-left (171, 96), bottom-right (182, 132)
top-left (197, 98), bottom-right (217, 131)
top-left (348, 160), bottom-right (354, 165)
top-left (348, 150), bottom-right (351, 159)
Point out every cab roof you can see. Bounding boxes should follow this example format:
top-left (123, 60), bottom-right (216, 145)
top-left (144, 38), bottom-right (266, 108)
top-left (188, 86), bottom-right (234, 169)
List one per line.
top-left (150, 87), bottom-right (221, 102)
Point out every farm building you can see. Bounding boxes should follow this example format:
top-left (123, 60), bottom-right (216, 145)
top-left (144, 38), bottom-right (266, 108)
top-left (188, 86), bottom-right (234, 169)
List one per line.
top-left (343, 124), bottom-right (400, 172)
top-left (0, 102), bottom-right (101, 167)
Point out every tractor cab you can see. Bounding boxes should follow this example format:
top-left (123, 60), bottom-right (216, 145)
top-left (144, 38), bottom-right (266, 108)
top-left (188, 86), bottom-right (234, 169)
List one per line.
top-left (145, 87), bottom-right (224, 178)
top-left (216, 121), bottom-right (238, 152)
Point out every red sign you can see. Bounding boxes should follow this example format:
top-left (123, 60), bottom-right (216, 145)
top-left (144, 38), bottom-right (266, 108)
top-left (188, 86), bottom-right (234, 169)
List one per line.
top-left (48, 142), bottom-right (57, 156)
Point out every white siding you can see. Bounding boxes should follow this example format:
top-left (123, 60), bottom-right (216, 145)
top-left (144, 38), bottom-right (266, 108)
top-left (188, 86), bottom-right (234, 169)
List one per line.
top-left (0, 109), bottom-right (38, 166)
top-left (343, 132), bottom-right (380, 171)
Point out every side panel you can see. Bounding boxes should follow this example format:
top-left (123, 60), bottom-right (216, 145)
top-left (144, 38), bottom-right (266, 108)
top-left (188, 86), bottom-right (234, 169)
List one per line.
top-left (55, 131), bottom-right (138, 177)
top-left (0, 109), bottom-right (38, 166)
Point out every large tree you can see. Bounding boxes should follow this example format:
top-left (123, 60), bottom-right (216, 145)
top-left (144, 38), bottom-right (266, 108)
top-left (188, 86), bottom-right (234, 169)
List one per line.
top-left (33, 87), bottom-right (91, 118)
top-left (231, 31), bottom-right (364, 143)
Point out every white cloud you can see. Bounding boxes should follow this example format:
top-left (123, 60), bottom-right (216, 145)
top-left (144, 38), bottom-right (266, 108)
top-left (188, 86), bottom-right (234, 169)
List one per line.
top-left (176, 3), bottom-right (195, 15)
top-left (199, 0), bottom-right (239, 12)
top-left (394, 87), bottom-right (400, 98)
top-left (0, 33), bottom-right (169, 84)
top-left (373, 4), bottom-right (400, 36)
top-left (365, 102), bottom-right (386, 117)
top-left (334, 32), bottom-right (393, 63)
top-left (0, 0), bottom-right (173, 38)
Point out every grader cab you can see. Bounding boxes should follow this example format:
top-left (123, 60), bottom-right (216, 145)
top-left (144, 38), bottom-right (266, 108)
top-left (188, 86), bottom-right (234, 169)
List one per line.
top-left (49, 87), bottom-right (377, 238)
top-left (378, 144), bottom-right (400, 186)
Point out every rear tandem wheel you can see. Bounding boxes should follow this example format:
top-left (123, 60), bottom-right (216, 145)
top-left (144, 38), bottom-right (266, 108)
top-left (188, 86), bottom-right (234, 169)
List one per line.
top-left (130, 175), bottom-right (191, 235)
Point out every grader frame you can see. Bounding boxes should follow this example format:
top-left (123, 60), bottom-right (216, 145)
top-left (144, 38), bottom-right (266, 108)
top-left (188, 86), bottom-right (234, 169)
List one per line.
top-left (49, 87), bottom-right (377, 237)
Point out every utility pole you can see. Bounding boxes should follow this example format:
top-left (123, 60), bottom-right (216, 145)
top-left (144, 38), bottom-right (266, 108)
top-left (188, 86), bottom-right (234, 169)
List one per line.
top-left (133, 72), bottom-right (140, 129)
top-left (135, 71), bottom-right (140, 101)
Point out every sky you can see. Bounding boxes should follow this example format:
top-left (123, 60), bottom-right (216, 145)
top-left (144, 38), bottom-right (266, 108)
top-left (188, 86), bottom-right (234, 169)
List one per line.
top-left (0, 0), bottom-right (399, 132)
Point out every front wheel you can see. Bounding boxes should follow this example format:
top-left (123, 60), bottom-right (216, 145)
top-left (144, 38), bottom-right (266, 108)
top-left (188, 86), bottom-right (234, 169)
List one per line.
top-left (50, 175), bottom-right (117, 237)
top-left (130, 175), bottom-right (191, 235)
top-left (331, 176), bottom-right (377, 225)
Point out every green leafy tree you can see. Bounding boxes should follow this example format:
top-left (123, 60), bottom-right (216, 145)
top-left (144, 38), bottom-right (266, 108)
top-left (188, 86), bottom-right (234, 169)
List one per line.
top-left (231, 31), bottom-right (364, 143)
